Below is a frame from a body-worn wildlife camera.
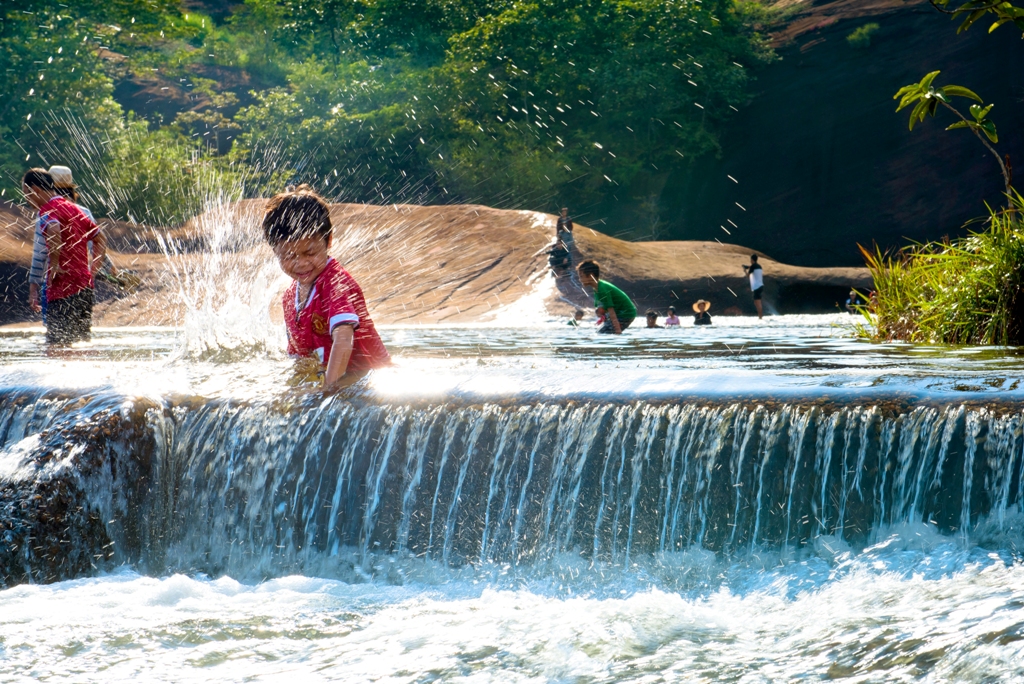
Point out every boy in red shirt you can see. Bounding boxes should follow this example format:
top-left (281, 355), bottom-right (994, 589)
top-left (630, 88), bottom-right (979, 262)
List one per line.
top-left (21, 168), bottom-right (106, 345)
top-left (262, 185), bottom-right (390, 388)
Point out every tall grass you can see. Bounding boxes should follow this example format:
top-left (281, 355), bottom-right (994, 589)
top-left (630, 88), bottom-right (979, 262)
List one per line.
top-left (862, 191), bottom-right (1024, 345)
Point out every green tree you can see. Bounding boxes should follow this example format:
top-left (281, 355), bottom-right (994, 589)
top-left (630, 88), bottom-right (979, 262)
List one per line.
top-left (894, 71), bottom-right (1009, 197)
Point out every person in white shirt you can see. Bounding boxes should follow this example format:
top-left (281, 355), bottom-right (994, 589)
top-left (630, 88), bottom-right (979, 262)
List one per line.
top-left (742, 253), bottom-right (764, 319)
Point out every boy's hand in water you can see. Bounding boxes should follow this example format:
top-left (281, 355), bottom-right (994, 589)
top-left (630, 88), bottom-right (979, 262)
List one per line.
top-left (323, 324), bottom-right (355, 389)
top-left (607, 308), bottom-right (623, 334)
top-left (28, 284), bottom-right (41, 313)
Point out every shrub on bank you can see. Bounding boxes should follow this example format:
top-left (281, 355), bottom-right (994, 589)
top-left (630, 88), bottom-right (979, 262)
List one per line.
top-left (861, 193), bottom-right (1024, 345)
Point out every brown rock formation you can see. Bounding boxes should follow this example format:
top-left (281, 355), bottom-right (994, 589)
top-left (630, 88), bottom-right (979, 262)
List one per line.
top-left (0, 200), bottom-right (870, 328)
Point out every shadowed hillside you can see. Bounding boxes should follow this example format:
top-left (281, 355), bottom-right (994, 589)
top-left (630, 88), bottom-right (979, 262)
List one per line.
top-left (654, 0), bottom-right (1024, 266)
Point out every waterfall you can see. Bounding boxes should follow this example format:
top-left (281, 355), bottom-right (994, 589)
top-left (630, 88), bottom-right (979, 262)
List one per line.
top-left (3, 389), bottom-right (1024, 585)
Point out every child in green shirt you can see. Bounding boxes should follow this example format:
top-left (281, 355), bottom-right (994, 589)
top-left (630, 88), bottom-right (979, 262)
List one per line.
top-left (576, 260), bottom-right (637, 334)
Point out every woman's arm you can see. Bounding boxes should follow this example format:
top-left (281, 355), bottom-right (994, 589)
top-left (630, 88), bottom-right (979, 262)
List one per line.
top-left (324, 324), bottom-right (355, 388)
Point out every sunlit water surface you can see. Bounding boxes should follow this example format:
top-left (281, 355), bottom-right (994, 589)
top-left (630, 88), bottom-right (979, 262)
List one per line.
top-left (4, 314), bottom-right (1024, 681)
top-left (2, 314), bottom-right (1023, 402)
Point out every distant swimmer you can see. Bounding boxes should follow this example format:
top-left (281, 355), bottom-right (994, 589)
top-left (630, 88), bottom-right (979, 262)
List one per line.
top-left (845, 289), bottom-right (861, 314)
top-left (577, 260), bottom-right (636, 335)
top-left (263, 185), bottom-right (390, 389)
top-left (664, 306), bottom-right (681, 327)
top-left (645, 310), bottom-right (663, 328)
top-left (742, 253), bottom-right (764, 319)
top-left (693, 300), bottom-right (712, 325)
top-left (567, 309), bottom-right (585, 326)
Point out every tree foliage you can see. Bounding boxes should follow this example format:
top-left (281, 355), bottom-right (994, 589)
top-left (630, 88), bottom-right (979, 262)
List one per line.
top-left (894, 71), bottom-right (1009, 198)
top-left (2, 0), bottom-right (773, 230)
top-left (930, 0), bottom-right (1024, 34)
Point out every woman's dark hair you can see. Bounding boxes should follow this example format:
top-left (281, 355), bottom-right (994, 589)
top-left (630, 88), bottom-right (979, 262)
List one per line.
top-left (22, 168), bottom-right (55, 191)
top-left (576, 259), bottom-right (601, 278)
top-left (668, 306), bottom-right (676, 313)
top-left (262, 184), bottom-right (332, 247)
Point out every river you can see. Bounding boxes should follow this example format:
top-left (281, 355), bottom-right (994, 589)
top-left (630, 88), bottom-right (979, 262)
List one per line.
top-left (2, 315), bottom-right (1024, 681)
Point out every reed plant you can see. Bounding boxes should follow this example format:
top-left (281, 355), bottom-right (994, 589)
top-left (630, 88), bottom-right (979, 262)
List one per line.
top-left (861, 191), bottom-right (1024, 345)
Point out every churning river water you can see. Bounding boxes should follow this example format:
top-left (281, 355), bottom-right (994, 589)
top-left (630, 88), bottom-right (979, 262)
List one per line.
top-left (3, 314), bottom-right (1024, 682)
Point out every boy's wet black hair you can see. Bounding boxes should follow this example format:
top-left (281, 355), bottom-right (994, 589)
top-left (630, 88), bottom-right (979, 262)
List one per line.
top-left (262, 184), bottom-right (333, 247)
top-left (577, 259), bottom-right (600, 278)
top-left (750, 253), bottom-right (759, 261)
top-left (646, 309), bottom-right (659, 317)
top-left (22, 168), bottom-right (55, 191)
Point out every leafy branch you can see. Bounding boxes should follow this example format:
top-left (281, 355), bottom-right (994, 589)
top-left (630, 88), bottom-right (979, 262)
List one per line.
top-left (928, 0), bottom-right (1024, 34)
top-left (895, 71), bottom-right (1011, 198)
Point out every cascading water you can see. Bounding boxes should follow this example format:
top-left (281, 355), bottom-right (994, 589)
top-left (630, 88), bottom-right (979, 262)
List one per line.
top-left (5, 387), bottom-right (1024, 586)
top-left (5, 321), bottom-right (1024, 680)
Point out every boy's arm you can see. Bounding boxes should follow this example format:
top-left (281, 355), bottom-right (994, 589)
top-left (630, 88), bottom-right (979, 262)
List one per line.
top-left (324, 324), bottom-right (355, 388)
top-left (607, 308), bottom-right (622, 334)
top-left (28, 284), bottom-right (41, 313)
top-left (91, 229), bottom-right (107, 275)
top-left (43, 221), bottom-right (65, 277)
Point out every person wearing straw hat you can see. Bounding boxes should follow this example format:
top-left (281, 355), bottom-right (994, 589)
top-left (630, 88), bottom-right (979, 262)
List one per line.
top-left (693, 299), bottom-right (712, 325)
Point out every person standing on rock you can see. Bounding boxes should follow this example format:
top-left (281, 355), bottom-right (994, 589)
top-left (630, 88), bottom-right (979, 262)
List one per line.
top-left (742, 254), bottom-right (764, 319)
top-left (555, 208), bottom-right (574, 253)
top-left (22, 168), bottom-right (105, 344)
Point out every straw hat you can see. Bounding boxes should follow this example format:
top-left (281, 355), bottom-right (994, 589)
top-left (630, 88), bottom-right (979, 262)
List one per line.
top-left (692, 299), bottom-right (711, 312)
top-left (49, 165), bottom-right (76, 188)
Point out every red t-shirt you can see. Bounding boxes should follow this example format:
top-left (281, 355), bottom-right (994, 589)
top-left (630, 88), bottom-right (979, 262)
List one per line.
top-left (38, 196), bottom-right (98, 302)
top-left (283, 258), bottom-right (390, 373)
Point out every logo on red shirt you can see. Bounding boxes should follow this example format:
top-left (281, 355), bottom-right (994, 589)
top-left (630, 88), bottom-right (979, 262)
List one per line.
top-left (311, 313), bottom-right (328, 336)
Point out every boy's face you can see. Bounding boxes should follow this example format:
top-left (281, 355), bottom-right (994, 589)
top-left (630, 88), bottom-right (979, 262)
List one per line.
top-left (22, 183), bottom-right (48, 209)
top-left (646, 314), bottom-right (658, 327)
top-left (273, 236), bottom-right (331, 286)
top-left (579, 272), bottom-right (598, 289)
